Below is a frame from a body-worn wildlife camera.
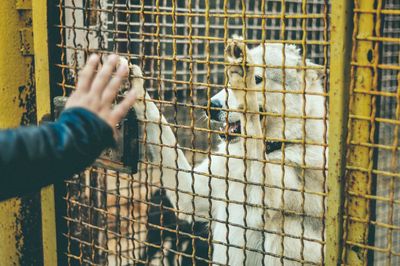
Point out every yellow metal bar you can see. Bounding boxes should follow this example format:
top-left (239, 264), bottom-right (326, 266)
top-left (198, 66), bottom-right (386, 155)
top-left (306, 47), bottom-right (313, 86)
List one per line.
top-left (343, 0), bottom-right (377, 264)
top-left (32, 0), bottom-right (58, 265)
top-left (326, 1), bottom-right (354, 265)
top-left (0, 201), bottom-right (21, 266)
top-left (0, 1), bottom-right (57, 264)
top-left (0, 0), bottom-right (32, 264)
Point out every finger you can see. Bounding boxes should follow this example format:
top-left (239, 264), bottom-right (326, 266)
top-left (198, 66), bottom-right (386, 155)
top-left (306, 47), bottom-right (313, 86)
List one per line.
top-left (108, 89), bottom-right (137, 125)
top-left (101, 60), bottom-right (129, 105)
top-left (89, 54), bottom-right (119, 97)
top-left (76, 54), bottom-right (100, 93)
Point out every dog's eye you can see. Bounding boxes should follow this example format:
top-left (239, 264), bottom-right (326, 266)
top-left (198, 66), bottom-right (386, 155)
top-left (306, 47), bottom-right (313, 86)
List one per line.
top-left (255, 75), bottom-right (263, 84)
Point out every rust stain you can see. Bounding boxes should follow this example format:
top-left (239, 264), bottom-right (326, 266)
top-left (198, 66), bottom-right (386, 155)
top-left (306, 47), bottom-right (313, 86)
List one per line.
top-left (17, 60), bottom-right (36, 126)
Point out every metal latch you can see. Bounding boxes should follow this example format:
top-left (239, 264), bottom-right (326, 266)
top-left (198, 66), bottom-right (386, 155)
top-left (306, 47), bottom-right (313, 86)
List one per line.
top-left (53, 96), bottom-right (139, 174)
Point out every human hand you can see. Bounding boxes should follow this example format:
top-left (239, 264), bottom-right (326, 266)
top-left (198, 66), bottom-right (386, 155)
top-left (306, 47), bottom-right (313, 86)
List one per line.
top-left (65, 54), bottom-right (137, 130)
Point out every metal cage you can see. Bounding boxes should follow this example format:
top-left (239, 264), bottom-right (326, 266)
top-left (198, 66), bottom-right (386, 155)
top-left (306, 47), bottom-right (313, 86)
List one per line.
top-left (57, 0), bottom-right (399, 265)
top-left (342, 0), bottom-right (400, 265)
top-left (11, 0), bottom-right (396, 265)
top-left (59, 0), bottom-right (330, 265)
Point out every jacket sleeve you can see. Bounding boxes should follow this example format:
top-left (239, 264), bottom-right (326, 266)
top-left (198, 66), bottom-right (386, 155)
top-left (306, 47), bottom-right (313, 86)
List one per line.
top-left (0, 107), bottom-right (115, 200)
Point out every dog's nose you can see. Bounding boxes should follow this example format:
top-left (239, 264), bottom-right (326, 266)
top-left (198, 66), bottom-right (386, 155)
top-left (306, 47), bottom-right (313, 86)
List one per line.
top-left (209, 100), bottom-right (223, 120)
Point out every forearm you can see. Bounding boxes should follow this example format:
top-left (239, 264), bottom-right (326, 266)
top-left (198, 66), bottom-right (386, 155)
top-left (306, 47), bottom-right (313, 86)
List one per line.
top-left (0, 108), bottom-right (115, 200)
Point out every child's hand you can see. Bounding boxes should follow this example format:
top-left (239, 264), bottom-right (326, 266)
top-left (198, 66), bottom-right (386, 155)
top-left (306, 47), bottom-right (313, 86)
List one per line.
top-left (65, 54), bottom-right (137, 129)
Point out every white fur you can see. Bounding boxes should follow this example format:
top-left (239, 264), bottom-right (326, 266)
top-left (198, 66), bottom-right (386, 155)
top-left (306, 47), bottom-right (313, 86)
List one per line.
top-left (129, 37), bottom-right (327, 265)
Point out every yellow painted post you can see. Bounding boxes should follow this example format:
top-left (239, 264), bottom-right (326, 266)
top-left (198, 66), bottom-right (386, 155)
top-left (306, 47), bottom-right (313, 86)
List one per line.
top-left (0, 0), bottom-right (57, 264)
top-left (0, 0), bottom-right (34, 265)
top-left (0, 4), bottom-right (31, 127)
top-left (32, 0), bottom-right (58, 265)
top-left (342, 0), bottom-right (376, 264)
top-left (326, 1), bottom-right (354, 265)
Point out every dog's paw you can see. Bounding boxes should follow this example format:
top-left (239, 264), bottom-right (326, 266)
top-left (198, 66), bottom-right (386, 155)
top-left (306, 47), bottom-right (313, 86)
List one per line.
top-left (117, 56), bottom-right (129, 69)
top-left (225, 37), bottom-right (255, 89)
top-left (120, 60), bottom-right (145, 99)
top-left (117, 57), bottom-right (145, 97)
top-left (225, 36), bottom-right (248, 64)
top-left (123, 63), bottom-right (146, 116)
top-left (225, 38), bottom-right (258, 110)
top-left (130, 64), bottom-right (144, 94)
top-left (116, 57), bottom-right (131, 90)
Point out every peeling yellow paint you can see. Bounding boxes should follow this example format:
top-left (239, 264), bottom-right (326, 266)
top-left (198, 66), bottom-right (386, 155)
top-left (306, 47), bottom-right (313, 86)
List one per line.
top-left (0, 1), bottom-right (35, 265)
top-left (326, 1), bottom-right (353, 265)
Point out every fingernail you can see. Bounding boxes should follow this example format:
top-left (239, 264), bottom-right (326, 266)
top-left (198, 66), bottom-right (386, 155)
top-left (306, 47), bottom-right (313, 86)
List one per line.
top-left (120, 62), bottom-right (129, 71)
top-left (117, 60), bottom-right (128, 72)
top-left (89, 54), bottom-right (99, 62)
top-left (109, 54), bottom-right (118, 62)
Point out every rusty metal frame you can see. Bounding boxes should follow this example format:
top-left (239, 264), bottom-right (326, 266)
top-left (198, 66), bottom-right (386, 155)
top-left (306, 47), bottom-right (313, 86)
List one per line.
top-left (326, 0), bottom-right (354, 265)
top-left (341, 0), bottom-right (400, 265)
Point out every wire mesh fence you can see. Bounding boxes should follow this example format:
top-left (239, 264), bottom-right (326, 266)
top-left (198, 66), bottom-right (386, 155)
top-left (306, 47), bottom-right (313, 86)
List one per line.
top-left (342, 0), bottom-right (400, 265)
top-left (52, 0), bottom-right (399, 265)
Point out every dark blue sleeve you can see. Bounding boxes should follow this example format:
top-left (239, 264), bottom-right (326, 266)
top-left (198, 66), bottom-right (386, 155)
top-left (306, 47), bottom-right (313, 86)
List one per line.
top-left (0, 107), bottom-right (115, 200)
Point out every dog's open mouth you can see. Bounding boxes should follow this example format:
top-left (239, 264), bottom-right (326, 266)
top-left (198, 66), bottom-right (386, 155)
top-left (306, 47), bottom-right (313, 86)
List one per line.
top-left (218, 120), bottom-right (241, 141)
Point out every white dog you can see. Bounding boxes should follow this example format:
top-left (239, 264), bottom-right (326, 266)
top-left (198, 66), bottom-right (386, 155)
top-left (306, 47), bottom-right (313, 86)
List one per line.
top-left (129, 36), bottom-right (327, 265)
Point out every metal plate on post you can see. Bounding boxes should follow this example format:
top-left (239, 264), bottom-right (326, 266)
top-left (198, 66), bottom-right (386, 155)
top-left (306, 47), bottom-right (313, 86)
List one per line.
top-left (16, 0), bottom-right (32, 10)
top-left (53, 96), bottom-right (139, 174)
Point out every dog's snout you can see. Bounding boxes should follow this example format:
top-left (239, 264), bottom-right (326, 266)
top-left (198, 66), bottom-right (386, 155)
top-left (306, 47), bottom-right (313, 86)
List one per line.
top-left (209, 100), bottom-right (223, 121)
